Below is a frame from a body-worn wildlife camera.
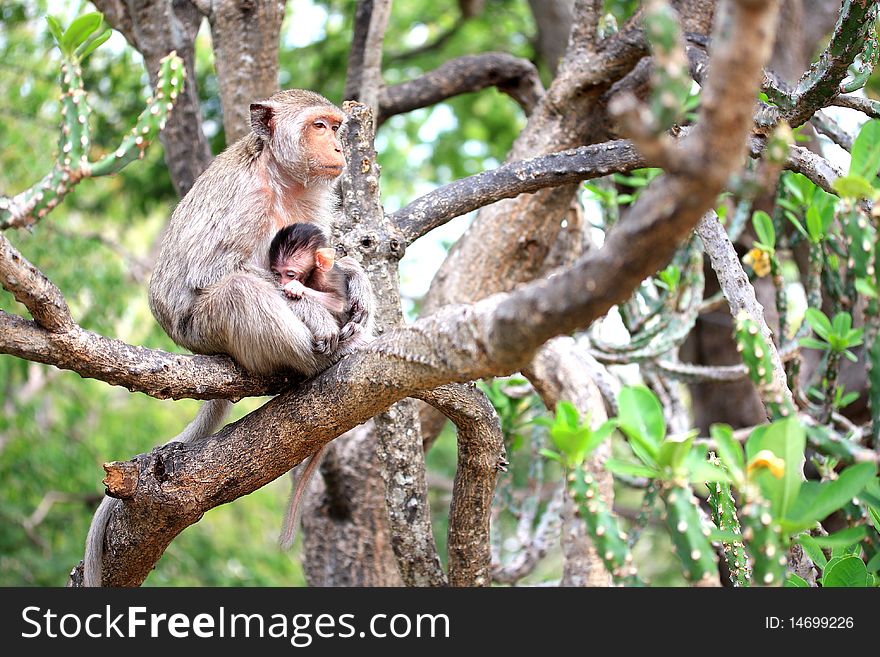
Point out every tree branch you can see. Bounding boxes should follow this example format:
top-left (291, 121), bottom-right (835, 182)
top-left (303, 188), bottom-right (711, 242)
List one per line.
top-left (695, 211), bottom-right (794, 413)
top-left (338, 101), bottom-right (445, 587)
top-left (414, 384), bottom-right (504, 587)
top-left (205, 0), bottom-right (286, 142)
top-left (832, 92), bottom-right (880, 119)
top-left (392, 140), bottom-right (647, 245)
top-left (0, 234), bottom-right (74, 333)
top-left (378, 53), bottom-right (545, 123)
top-left (344, 0), bottom-right (393, 113)
top-left (524, 337), bottom-right (612, 586)
top-left (0, 311), bottom-right (286, 400)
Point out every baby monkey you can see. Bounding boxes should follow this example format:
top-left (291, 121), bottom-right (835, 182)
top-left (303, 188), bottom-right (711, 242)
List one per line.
top-left (269, 223), bottom-right (349, 355)
top-left (269, 223), bottom-right (370, 549)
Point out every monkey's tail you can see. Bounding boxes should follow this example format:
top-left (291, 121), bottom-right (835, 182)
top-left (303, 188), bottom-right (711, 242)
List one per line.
top-left (83, 496), bottom-right (119, 587)
top-left (169, 398), bottom-right (233, 443)
top-left (81, 398), bottom-right (233, 586)
top-left (279, 444), bottom-right (328, 550)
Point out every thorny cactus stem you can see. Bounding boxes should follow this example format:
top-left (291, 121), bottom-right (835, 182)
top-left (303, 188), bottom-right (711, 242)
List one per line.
top-left (0, 52), bottom-right (185, 230)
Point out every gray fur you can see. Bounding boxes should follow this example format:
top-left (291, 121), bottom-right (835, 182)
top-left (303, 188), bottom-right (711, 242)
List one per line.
top-left (83, 90), bottom-right (376, 586)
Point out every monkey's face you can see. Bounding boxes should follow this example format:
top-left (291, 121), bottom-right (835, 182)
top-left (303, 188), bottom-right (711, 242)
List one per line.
top-left (271, 253), bottom-right (314, 287)
top-left (302, 110), bottom-right (345, 179)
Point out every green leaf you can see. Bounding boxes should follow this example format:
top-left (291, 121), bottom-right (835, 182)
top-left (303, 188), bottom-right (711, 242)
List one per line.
top-left (869, 505), bottom-right (880, 533)
top-left (76, 28), bottom-right (112, 61)
top-left (549, 425), bottom-right (590, 465)
top-left (867, 551), bottom-right (880, 573)
top-left (806, 526), bottom-right (868, 548)
top-left (831, 311), bottom-right (852, 337)
top-left (746, 418), bottom-right (805, 518)
top-left (832, 174), bottom-right (877, 200)
top-left (46, 15), bottom-right (65, 48)
top-left (799, 337), bottom-right (830, 351)
top-left (805, 205), bottom-right (822, 241)
top-left (785, 573), bottom-right (810, 587)
top-left (822, 555), bottom-right (869, 587)
top-left (710, 423), bottom-right (744, 480)
top-left (855, 277), bottom-right (878, 299)
top-left (798, 534), bottom-right (827, 569)
top-left (657, 430), bottom-right (697, 471)
top-left (787, 212), bottom-right (809, 240)
top-left (804, 308), bottom-right (832, 340)
top-left (538, 448), bottom-right (563, 463)
top-left (752, 210), bottom-right (776, 250)
top-left (616, 386), bottom-right (664, 466)
top-left (784, 463), bottom-right (876, 532)
top-left (605, 458), bottom-right (660, 479)
top-left (556, 400), bottom-right (580, 429)
top-left (849, 120), bottom-right (880, 180)
top-left (61, 13), bottom-right (104, 53)
top-left (686, 459), bottom-right (731, 485)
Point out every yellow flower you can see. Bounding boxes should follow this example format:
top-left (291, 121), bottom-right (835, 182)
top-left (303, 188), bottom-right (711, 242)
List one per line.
top-left (747, 449), bottom-right (785, 478)
top-left (743, 248), bottom-right (771, 277)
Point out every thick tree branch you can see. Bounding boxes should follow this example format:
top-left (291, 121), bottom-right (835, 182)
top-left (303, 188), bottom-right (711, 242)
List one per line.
top-left (344, 0), bottom-right (393, 113)
top-left (0, 311), bottom-right (286, 400)
top-left (0, 235), bottom-right (74, 333)
top-left (205, 0), bottom-right (286, 142)
top-left (414, 384), bottom-right (504, 587)
top-left (338, 101), bottom-right (445, 587)
top-left (378, 53), bottom-right (545, 123)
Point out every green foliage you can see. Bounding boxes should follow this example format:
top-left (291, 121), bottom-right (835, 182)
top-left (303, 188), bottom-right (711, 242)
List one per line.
top-left (751, 210), bottom-right (776, 253)
top-left (801, 309), bottom-right (864, 361)
top-left (535, 401), bottom-right (615, 468)
top-left (848, 119), bottom-right (880, 180)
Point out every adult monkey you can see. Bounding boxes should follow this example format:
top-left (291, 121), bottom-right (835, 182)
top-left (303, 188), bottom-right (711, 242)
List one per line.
top-left (83, 89), bottom-right (372, 586)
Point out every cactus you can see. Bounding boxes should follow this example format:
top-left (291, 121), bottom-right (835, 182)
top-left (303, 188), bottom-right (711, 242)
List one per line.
top-left (660, 483), bottom-right (718, 584)
top-left (567, 464), bottom-right (642, 586)
top-left (0, 13), bottom-right (185, 230)
top-left (787, 0), bottom-right (880, 125)
top-left (706, 456), bottom-right (752, 587)
top-left (734, 311), bottom-right (792, 419)
top-left (740, 498), bottom-right (787, 586)
top-left (840, 23), bottom-right (879, 94)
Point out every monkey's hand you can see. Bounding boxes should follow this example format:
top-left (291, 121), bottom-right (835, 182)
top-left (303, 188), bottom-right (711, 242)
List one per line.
top-left (283, 280), bottom-right (307, 299)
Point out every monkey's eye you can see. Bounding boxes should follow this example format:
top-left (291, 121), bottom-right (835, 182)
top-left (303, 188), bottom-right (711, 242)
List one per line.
top-left (286, 271), bottom-right (299, 280)
top-left (331, 124), bottom-right (339, 133)
top-left (313, 120), bottom-right (328, 130)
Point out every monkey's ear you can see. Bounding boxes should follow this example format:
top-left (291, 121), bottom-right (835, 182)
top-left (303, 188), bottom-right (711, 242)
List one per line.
top-left (315, 247), bottom-right (336, 272)
top-left (250, 102), bottom-right (275, 141)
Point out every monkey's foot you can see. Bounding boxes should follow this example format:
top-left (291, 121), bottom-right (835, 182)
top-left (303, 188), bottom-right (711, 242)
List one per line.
top-left (312, 333), bottom-right (339, 355)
